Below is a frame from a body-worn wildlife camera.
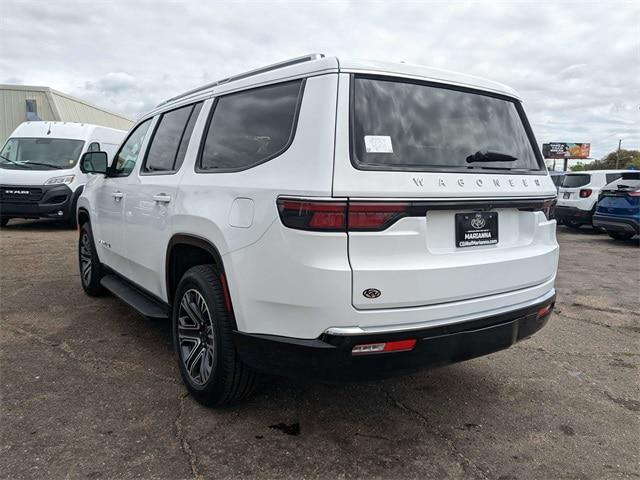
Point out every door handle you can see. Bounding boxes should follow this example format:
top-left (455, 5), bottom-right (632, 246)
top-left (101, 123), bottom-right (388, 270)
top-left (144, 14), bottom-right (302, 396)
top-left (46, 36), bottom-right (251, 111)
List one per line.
top-left (152, 193), bottom-right (172, 203)
top-left (112, 191), bottom-right (124, 201)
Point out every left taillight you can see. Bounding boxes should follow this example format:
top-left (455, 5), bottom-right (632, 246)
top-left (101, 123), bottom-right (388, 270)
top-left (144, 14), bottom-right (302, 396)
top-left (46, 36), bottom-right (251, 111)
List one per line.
top-left (277, 199), bottom-right (347, 232)
top-left (542, 198), bottom-right (557, 220)
top-left (277, 198), bottom-right (411, 232)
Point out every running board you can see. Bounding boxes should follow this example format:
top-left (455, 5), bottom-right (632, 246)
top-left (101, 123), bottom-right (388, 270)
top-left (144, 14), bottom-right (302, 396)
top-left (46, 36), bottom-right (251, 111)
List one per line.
top-left (100, 275), bottom-right (169, 320)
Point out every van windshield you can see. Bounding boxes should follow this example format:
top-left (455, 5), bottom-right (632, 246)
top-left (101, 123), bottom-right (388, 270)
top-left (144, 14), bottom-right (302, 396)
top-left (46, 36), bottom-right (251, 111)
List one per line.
top-left (0, 138), bottom-right (85, 170)
top-left (352, 76), bottom-right (542, 172)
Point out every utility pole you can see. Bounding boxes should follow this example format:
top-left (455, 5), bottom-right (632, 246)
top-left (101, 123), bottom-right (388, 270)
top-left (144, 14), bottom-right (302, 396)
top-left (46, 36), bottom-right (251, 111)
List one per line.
top-left (616, 139), bottom-right (622, 168)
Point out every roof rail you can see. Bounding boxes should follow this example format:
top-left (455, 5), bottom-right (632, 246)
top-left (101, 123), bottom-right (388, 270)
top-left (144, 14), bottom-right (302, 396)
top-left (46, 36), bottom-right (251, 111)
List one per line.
top-left (157, 53), bottom-right (325, 107)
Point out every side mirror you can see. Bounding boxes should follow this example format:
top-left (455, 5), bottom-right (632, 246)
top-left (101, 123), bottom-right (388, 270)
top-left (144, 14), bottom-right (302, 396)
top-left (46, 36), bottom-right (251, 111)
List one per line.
top-left (80, 151), bottom-right (108, 174)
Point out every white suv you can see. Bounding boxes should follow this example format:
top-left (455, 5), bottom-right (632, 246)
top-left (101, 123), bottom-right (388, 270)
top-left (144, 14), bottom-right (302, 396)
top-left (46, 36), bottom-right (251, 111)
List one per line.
top-left (556, 170), bottom-right (627, 229)
top-left (77, 54), bottom-right (559, 406)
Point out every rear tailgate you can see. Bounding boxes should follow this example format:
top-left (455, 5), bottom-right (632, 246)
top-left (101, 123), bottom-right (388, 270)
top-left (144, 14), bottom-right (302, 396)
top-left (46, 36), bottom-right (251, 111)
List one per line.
top-left (333, 73), bottom-right (558, 311)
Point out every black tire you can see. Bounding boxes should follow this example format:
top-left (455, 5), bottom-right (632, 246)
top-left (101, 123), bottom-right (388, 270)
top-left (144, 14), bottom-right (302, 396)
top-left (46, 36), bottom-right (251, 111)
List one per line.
top-left (172, 265), bottom-right (257, 407)
top-left (607, 230), bottom-right (634, 241)
top-left (0, 218), bottom-right (9, 228)
top-left (78, 222), bottom-right (105, 296)
top-left (564, 219), bottom-right (582, 230)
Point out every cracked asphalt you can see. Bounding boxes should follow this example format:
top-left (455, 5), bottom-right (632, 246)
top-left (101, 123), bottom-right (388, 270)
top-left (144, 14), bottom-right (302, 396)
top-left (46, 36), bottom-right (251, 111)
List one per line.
top-left (1, 220), bottom-right (638, 480)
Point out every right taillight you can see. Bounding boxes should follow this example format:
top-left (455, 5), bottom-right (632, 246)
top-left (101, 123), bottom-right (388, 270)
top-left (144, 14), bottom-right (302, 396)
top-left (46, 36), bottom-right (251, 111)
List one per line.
top-left (542, 198), bottom-right (557, 220)
top-left (579, 189), bottom-right (592, 198)
top-left (629, 190), bottom-right (640, 197)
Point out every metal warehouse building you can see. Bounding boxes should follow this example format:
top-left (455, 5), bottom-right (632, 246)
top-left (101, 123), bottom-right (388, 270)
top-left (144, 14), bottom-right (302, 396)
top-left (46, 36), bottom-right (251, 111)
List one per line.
top-left (0, 84), bottom-right (134, 144)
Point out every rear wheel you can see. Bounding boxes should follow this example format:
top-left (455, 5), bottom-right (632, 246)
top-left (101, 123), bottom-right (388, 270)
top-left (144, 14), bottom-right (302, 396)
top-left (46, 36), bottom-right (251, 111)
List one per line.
top-left (172, 265), bottom-right (257, 407)
top-left (607, 231), bottom-right (635, 241)
top-left (79, 223), bottom-right (105, 296)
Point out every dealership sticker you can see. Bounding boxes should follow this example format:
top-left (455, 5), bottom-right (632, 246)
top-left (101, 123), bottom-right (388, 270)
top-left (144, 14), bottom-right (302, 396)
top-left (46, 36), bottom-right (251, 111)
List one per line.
top-left (364, 135), bottom-right (393, 153)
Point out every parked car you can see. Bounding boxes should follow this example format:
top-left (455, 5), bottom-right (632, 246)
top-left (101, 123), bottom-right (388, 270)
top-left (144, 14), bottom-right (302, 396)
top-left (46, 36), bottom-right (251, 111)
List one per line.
top-left (556, 170), bottom-right (627, 229)
top-left (549, 171), bottom-right (565, 191)
top-left (0, 122), bottom-right (126, 227)
top-left (76, 54), bottom-right (559, 406)
top-left (593, 171), bottom-right (640, 240)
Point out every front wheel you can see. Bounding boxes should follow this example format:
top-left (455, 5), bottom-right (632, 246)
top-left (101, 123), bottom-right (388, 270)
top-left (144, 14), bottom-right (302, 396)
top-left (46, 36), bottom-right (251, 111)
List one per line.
top-left (607, 230), bottom-right (635, 241)
top-left (79, 223), bottom-right (105, 296)
top-left (172, 265), bottom-right (257, 407)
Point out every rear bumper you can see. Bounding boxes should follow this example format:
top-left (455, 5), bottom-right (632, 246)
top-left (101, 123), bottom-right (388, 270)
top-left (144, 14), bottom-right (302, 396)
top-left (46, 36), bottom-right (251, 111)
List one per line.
top-left (555, 205), bottom-right (592, 223)
top-left (0, 184), bottom-right (79, 220)
top-left (592, 214), bottom-right (640, 234)
top-left (234, 292), bottom-right (555, 382)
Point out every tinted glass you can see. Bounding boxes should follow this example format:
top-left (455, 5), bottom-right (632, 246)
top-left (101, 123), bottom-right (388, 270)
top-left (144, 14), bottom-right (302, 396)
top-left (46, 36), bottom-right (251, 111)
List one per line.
top-left (112, 119), bottom-right (152, 176)
top-left (0, 138), bottom-right (84, 170)
top-left (551, 174), bottom-right (564, 187)
top-left (174, 102), bottom-right (202, 171)
top-left (144, 103), bottom-right (200, 173)
top-left (352, 77), bottom-right (541, 171)
top-left (200, 80), bottom-right (302, 171)
top-left (87, 142), bottom-right (101, 152)
top-left (562, 174), bottom-right (590, 188)
top-left (605, 173), bottom-right (622, 184)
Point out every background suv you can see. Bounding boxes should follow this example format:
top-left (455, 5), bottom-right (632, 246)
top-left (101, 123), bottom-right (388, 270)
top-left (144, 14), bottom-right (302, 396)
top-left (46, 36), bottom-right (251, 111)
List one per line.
top-left (556, 170), bottom-right (627, 229)
top-left (76, 54), bottom-right (558, 406)
top-left (593, 172), bottom-right (640, 240)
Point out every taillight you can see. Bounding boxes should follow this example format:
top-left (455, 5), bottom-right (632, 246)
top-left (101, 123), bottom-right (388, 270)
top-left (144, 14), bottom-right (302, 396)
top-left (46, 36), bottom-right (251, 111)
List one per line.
top-left (277, 199), bottom-right (347, 232)
top-left (348, 202), bottom-right (410, 231)
top-left (579, 189), bottom-right (592, 198)
top-left (277, 198), bottom-right (411, 232)
top-left (629, 190), bottom-right (640, 197)
top-left (542, 198), bottom-right (556, 220)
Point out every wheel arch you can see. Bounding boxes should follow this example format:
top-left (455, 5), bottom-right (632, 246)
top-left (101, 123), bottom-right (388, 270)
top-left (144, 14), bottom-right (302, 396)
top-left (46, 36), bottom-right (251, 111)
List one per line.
top-left (166, 234), bottom-right (232, 312)
top-left (77, 206), bottom-right (91, 226)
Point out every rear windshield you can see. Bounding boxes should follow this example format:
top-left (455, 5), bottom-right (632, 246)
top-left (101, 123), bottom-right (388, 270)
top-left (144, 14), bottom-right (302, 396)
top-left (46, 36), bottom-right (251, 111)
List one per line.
top-left (351, 76), bottom-right (542, 172)
top-left (603, 176), bottom-right (640, 191)
top-left (562, 174), bottom-right (590, 188)
top-left (0, 137), bottom-right (84, 170)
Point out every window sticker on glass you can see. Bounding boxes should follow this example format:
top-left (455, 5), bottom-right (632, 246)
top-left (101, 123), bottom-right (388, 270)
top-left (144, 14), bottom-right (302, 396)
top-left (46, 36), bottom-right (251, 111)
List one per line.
top-left (364, 135), bottom-right (393, 153)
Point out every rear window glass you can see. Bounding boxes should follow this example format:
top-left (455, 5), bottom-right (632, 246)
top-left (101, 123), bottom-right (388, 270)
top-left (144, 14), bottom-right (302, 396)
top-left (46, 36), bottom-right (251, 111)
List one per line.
top-left (352, 76), bottom-right (541, 172)
top-left (199, 80), bottom-right (303, 172)
top-left (605, 173), bottom-right (622, 184)
top-left (562, 174), bottom-right (590, 188)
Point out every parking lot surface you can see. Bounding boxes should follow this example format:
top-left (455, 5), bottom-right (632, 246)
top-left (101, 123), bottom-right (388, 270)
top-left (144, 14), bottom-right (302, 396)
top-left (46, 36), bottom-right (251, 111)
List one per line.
top-left (1, 221), bottom-right (638, 480)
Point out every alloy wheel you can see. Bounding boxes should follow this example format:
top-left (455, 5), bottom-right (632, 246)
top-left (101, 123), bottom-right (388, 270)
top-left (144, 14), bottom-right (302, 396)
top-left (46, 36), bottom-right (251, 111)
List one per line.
top-left (79, 232), bottom-right (93, 286)
top-left (177, 289), bottom-right (216, 385)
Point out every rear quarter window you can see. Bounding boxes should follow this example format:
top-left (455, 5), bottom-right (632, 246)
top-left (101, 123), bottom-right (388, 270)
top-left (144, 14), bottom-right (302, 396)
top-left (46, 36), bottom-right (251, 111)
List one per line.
top-left (562, 174), bottom-right (590, 188)
top-left (198, 80), bottom-right (304, 172)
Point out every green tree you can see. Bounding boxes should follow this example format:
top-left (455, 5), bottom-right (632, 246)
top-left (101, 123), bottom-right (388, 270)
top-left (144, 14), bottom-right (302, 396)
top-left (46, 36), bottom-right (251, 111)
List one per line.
top-left (576, 149), bottom-right (640, 170)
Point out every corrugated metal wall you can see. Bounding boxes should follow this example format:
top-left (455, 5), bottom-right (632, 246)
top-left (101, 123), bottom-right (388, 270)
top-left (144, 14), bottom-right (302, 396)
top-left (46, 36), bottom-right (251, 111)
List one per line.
top-left (50, 92), bottom-right (134, 131)
top-left (0, 86), bottom-right (134, 145)
top-left (0, 87), bottom-right (56, 143)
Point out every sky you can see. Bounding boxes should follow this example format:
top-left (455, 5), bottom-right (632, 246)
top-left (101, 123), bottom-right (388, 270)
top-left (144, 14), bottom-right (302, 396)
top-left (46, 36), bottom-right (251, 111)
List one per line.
top-left (1, 0), bottom-right (638, 160)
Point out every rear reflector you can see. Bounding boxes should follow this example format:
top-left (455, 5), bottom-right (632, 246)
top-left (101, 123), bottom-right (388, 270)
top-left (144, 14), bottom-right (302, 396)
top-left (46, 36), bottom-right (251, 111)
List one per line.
top-left (352, 339), bottom-right (417, 356)
top-left (536, 304), bottom-right (553, 319)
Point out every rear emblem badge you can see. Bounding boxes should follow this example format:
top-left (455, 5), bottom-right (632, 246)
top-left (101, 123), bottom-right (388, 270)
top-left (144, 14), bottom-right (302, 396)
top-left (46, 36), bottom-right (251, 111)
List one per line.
top-left (363, 288), bottom-right (381, 299)
top-left (471, 214), bottom-right (486, 229)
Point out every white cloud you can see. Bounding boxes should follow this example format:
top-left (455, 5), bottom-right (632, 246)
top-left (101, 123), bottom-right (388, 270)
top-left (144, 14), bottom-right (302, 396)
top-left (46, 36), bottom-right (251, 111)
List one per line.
top-left (1, 0), bottom-right (638, 158)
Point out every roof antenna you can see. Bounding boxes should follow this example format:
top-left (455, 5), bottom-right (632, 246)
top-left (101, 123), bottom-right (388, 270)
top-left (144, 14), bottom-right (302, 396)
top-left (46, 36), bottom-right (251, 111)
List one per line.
top-left (46, 122), bottom-right (52, 135)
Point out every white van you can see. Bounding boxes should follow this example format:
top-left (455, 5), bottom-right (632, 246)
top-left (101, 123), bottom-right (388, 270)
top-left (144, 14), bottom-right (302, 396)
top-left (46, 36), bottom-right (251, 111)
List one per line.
top-left (0, 122), bottom-right (127, 227)
top-left (556, 170), bottom-right (627, 229)
top-left (76, 55), bottom-right (559, 406)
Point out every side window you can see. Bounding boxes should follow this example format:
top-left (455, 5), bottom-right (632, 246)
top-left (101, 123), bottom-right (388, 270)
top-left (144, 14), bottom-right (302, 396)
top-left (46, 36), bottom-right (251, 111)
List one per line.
top-left (605, 173), bottom-right (622, 184)
top-left (143, 102), bottom-right (203, 174)
top-left (111, 119), bottom-right (152, 177)
top-left (199, 80), bottom-right (303, 172)
top-left (87, 142), bottom-right (101, 153)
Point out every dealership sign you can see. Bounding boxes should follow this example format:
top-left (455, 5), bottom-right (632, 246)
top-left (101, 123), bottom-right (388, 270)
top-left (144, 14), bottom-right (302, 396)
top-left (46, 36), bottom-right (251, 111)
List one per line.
top-left (542, 142), bottom-right (591, 159)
